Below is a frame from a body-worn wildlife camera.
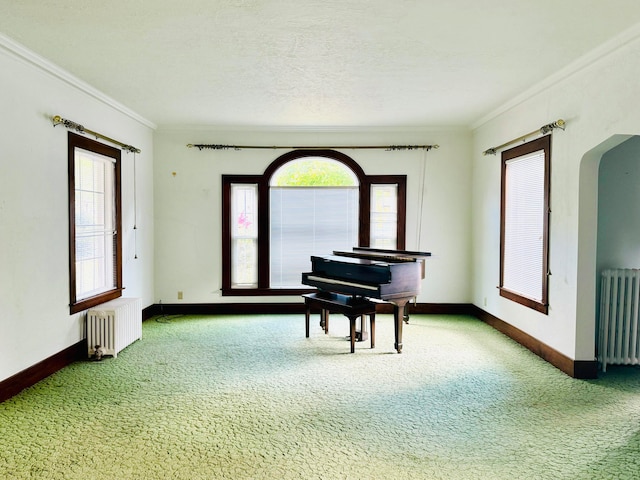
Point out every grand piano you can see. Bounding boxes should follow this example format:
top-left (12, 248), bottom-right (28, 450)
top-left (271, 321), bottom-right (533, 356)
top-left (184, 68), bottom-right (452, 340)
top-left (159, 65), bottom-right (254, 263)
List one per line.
top-left (301, 247), bottom-right (431, 353)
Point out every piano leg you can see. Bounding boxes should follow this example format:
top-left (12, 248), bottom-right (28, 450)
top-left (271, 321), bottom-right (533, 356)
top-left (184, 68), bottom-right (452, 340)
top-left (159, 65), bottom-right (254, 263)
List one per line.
top-left (347, 314), bottom-right (357, 353)
top-left (393, 299), bottom-right (409, 353)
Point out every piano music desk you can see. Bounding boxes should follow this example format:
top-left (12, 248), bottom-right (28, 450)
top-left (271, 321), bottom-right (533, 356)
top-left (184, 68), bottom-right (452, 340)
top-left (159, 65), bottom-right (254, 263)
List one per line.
top-left (303, 292), bottom-right (376, 353)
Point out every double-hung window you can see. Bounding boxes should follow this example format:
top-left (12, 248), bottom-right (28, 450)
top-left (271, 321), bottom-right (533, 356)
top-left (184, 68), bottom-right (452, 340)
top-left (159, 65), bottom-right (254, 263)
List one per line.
top-left (370, 184), bottom-right (399, 249)
top-left (230, 183), bottom-right (258, 288)
top-left (68, 133), bottom-right (122, 313)
top-left (500, 135), bottom-right (551, 314)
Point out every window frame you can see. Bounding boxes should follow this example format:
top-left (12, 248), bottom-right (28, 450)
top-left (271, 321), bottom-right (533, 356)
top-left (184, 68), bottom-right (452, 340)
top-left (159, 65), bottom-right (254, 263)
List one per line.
top-left (499, 135), bottom-right (551, 314)
top-left (221, 149), bottom-right (406, 296)
top-left (68, 132), bottom-right (123, 314)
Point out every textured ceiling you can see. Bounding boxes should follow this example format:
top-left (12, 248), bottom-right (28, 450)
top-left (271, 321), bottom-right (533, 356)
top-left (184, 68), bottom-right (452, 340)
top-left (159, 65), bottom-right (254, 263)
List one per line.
top-left (2, 1), bottom-right (640, 128)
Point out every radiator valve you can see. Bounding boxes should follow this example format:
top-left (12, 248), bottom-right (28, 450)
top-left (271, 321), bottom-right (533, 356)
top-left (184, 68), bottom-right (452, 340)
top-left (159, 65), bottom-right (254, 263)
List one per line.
top-left (93, 345), bottom-right (105, 361)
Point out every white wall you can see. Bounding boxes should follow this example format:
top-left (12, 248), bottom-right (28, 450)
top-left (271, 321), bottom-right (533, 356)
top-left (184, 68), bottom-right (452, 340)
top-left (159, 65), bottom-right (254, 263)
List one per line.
top-left (597, 136), bottom-right (640, 273)
top-left (0, 39), bottom-right (155, 382)
top-left (153, 128), bottom-right (472, 305)
top-left (471, 27), bottom-right (640, 362)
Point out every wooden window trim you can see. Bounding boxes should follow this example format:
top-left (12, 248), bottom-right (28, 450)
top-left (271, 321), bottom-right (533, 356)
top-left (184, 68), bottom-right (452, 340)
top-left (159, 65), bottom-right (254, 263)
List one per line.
top-left (221, 150), bottom-right (407, 296)
top-left (499, 135), bottom-right (551, 314)
top-left (68, 132), bottom-right (123, 314)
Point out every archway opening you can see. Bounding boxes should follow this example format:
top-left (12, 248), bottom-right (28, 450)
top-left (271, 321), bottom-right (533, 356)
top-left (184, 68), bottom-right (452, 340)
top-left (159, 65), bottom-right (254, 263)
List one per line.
top-left (577, 134), bottom-right (636, 367)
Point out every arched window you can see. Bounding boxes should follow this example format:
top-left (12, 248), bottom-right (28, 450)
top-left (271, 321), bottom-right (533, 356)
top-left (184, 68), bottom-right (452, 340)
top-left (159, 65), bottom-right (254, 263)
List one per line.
top-left (222, 150), bottom-right (406, 295)
top-left (270, 158), bottom-right (359, 287)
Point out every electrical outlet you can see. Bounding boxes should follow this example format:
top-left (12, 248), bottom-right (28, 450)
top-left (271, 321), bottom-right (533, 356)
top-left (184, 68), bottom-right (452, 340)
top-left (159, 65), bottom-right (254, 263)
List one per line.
top-left (178, 291), bottom-right (183, 300)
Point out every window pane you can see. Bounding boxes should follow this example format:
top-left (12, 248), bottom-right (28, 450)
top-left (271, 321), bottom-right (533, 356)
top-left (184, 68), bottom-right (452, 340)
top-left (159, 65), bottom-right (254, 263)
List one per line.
top-left (231, 184), bottom-right (258, 287)
top-left (503, 149), bottom-right (545, 301)
top-left (74, 148), bottom-right (116, 301)
top-left (231, 238), bottom-right (258, 286)
top-left (271, 158), bottom-right (358, 186)
top-left (270, 187), bottom-right (358, 287)
top-left (370, 184), bottom-right (398, 249)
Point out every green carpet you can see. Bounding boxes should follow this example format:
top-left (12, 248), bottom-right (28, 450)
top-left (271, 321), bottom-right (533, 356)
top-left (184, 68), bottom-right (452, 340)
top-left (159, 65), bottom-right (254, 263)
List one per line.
top-left (2, 313), bottom-right (640, 479)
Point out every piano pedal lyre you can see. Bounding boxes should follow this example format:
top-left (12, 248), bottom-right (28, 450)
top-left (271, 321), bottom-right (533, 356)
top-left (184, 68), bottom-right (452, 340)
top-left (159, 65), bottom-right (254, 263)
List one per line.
top-left (403, 297), bottom-right (417, 324)
top-left (355, 315), bottom-right (369, 342)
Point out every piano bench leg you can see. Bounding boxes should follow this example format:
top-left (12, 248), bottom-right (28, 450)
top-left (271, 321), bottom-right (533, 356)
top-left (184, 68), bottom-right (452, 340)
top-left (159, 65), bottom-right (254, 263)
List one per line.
top-left (348, 315), bottom-right (356, 353)
top-left (370, 313), bottom-right (375, 349)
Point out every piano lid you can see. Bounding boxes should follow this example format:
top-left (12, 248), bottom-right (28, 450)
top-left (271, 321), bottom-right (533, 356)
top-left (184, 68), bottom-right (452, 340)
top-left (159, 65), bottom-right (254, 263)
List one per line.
top-left (331, 247), bottom-right (431, 278)
top-left (352, 247), bottom-right (431, 259)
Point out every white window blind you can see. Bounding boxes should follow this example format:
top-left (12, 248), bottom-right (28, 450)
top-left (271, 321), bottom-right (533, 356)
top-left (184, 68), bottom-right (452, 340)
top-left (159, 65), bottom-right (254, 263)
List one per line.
top-left (270, 187), bottom-right (358, 287)
top-left (503, 149), bottom-right (545, 302)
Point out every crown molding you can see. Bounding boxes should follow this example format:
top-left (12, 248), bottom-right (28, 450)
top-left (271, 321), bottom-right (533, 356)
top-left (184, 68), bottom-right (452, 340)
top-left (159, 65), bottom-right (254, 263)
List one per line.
top-left (471, 22), bottom-right (640, 131)
top-left (156, 123), bottom-right (470, 134)
top-left (0, 33), bottom-right (156, 130)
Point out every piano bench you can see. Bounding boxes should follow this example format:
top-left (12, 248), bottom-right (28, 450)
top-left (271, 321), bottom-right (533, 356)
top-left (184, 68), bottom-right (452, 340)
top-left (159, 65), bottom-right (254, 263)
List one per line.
top-left (302, 292), bottom-right (376, 353)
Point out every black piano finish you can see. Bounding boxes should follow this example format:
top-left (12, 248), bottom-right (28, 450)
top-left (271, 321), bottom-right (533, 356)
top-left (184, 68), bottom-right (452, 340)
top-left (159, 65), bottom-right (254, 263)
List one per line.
top-left (301, 248), bottom-right (431, 353)
top-left (302, 255), bottom-right (421, 301)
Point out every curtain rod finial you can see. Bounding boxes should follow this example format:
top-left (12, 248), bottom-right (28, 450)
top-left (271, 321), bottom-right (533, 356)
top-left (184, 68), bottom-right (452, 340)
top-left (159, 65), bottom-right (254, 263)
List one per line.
top-left (540, 119), bottom-right (566, 135)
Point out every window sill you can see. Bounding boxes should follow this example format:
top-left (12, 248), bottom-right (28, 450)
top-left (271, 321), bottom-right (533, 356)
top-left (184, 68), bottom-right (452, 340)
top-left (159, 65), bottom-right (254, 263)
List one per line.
top-left (70, 289), bottom-right (123, 314)
top-left (499, 287), bottom-right (548, 315)
top-left (221, 287), bottom-right (316, 297)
